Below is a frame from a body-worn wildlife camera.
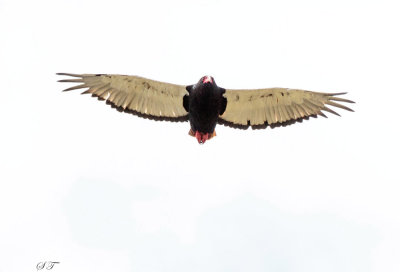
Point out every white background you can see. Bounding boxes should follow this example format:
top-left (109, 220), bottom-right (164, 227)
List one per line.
top-left (1, 0), bottom-right (399, 271)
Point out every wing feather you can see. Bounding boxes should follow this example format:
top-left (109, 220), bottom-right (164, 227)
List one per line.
top-left (219, 87), bottom-right (354, 129)
top-left (57, 73), bottom-right (189, 122)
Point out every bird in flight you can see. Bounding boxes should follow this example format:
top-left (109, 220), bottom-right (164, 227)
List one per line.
top-left (57, 73), bottom-right (354, 144)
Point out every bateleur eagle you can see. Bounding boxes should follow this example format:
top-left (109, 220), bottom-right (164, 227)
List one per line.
top-left (57, 73), bottom-right (354, 144)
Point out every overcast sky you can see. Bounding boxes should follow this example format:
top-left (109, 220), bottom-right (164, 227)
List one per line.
top-left (1, 0), bottom-right (399, 271)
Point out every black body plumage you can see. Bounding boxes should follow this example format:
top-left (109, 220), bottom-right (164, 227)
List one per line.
top-left (184, 77), bottom-right (227, 134)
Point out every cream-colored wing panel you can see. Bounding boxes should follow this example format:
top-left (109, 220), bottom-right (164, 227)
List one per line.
top-left (58, 73), bottom-right (189, 121)
top-left (219, 88), bottom-right (354, 129)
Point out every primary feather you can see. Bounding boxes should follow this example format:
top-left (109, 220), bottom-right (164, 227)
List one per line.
top-left (219, 88), bottom-right (354, 129)
top-left (57, 73), bottom-right (189, 121)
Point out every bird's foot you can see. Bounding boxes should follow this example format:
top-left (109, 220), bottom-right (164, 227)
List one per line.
top-left (189, 129), bottom-right (216, 144)
top-left (195, 131), bottom-right (208, 144)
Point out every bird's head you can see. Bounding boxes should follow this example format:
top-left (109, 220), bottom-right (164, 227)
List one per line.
top-left (186, 75), bottom-right (218, 94)
top-left (199, 75), bottom-right (215, 86)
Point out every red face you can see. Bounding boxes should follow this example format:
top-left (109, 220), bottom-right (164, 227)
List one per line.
top-left (202, 75), bottom-right (213, 84)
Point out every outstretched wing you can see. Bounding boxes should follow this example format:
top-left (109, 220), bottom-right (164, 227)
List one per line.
top-left (57, 73), bottom-right (189, 122)
top-left (219, 88), bottom-right (354, 129)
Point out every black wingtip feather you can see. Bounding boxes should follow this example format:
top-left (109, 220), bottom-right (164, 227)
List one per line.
top-left (56, 73), bottom-right (82, 77)
top-left (217, 115), bottom-right (318, 130)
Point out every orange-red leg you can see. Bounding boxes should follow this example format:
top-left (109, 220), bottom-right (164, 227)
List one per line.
top-left (189, 129), bottom-right (217, 144)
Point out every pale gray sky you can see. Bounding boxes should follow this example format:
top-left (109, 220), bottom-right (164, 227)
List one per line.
top-left (1, 0), bottom-right (399, 271)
